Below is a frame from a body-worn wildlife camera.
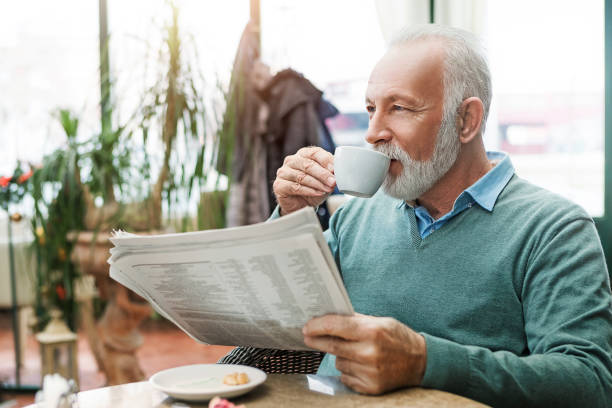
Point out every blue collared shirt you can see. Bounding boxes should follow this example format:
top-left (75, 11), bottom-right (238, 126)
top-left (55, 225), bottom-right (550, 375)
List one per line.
top-left (401, 151), bottom-right (514, 239)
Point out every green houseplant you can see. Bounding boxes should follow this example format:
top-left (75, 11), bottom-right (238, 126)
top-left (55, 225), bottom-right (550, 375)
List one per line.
top-left (134, 1), bottom-right (222, 232)
top-left (26, 0), bottom-right (229, 342)
top-left (28, 107), bottom-right (137, 328)
top-left (11, 0), bottom-right (240, 386)
top-left (29, 110), bottom-right (87, 330)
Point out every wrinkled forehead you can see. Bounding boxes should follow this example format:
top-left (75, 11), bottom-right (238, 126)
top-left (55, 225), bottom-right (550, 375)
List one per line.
top-left (367, 39), bottom-right (446, 101)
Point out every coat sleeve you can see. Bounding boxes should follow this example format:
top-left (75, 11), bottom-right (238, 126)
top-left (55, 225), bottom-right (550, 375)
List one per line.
top-left (420, 217), bottom-right (612, 408)
top-left (282, 104), bottom-right (320, 158)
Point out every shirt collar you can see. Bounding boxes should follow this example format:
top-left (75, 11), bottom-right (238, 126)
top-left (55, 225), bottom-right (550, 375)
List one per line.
top-left (464, 151), bottom-right (514, 212)
top-left (395, 151), bottom-right (514, 212)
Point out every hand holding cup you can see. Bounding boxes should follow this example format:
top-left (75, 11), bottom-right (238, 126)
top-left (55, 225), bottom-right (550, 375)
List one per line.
top-left (273, 147), bottom-right (336, 215)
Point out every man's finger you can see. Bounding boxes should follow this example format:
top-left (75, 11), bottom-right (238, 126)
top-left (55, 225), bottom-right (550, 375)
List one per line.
top-left (273, 178), bottom-right (326, 198)
top-left (339, 372), bottom-right (376, 395)
top-left (305, 335), bottom-right (380, 364)
top-left (297, 146), bottom-right (334, 172)
top-left (303, 334), bottom-right (368, 360)
top-left (276, 167), bottom-right (334, 193)
top-left (335, 356), bottom-right (374, 377)
top-left (284, 155), bottom-right (335, 187)
top-left (302, 314), bottom-right (363, 340)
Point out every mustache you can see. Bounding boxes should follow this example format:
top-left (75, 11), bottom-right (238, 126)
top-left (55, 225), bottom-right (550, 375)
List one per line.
top-left (373, 144), bottom-right (412, 162)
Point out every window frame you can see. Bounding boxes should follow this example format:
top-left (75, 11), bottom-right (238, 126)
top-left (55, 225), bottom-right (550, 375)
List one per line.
top-left (594, 0), bottom-right (611, 271)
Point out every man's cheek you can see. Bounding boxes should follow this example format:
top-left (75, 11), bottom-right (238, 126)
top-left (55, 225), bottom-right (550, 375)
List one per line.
top-left (389, 159), bottom-right (404, 176)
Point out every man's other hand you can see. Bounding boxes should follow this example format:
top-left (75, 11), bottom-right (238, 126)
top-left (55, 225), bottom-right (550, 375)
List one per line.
top-left (303, 313), bottom-right (427, 395)
top-left (273, 147), bottom-right (336, 215)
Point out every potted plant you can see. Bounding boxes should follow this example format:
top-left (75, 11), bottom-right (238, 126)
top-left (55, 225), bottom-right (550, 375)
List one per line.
top-left (29, 110), bottom-right (88, 331)
top-left (133, 1), bottom-right (217, 232)
top-left (28, 1), bottom-right (230, 385)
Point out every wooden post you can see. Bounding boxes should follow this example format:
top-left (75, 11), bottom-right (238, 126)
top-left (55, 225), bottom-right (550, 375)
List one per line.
top-left (250, 0), bottom-right (261, 48)
top-left (7, 216), bottom-right (21, 385)
top-left (99, 0), bottom-right (112, 134)
top-left (429, 0), bottom-right (435, 23)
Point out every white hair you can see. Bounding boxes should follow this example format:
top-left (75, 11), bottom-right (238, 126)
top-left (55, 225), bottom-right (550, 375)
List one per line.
top-left (390, 24), bottom-right (492, 134)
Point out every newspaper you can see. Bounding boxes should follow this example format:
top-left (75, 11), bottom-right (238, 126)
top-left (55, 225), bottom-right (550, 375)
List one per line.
top-left (107, 207), bottom-right (354, 350)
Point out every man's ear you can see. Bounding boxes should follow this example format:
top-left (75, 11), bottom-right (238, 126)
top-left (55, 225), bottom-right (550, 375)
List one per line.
top-left (456, 97), bottom-right (484, 144)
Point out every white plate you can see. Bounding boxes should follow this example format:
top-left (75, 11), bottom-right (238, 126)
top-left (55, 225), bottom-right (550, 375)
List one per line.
top-left (149, 364), bottom-right (267, 401)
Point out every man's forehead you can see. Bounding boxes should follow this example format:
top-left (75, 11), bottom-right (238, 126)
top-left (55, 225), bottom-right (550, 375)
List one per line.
top-left (366, 39), bottom-right (445, 101)
top-left (364, 89), bottom-right (422, 105)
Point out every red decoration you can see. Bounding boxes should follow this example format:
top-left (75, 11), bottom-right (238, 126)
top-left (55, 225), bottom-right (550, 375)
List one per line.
top-left (55, 284), bottom-right (66, 301)
top-left (17, 170), bottom-right (33, 184)
top-left (0, 176), bottom-right (10, 188)
top-left (209, 396), bottom-right (246, 408)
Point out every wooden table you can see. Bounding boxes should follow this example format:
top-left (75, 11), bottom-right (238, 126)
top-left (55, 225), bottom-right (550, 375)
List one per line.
top-left (27, 374), bottom-right (490, 407)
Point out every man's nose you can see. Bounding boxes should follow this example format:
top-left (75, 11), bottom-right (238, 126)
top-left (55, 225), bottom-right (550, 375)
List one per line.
top-left (365, 116), bottom-right (392, 145)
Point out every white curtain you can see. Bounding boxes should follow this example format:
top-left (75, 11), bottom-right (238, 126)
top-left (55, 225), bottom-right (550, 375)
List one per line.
top-left (434, 0), bottom-right (487, 35)
top-left (374, 0), bottom-right (488, 46)
top-left (0, 217), bottom-right (35, 307)
top-left (374, 0), bottom-right (430, 44)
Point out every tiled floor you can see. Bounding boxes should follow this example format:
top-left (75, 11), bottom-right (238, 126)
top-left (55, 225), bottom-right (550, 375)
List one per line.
top-left (0, 311), bottom-right (234, 407)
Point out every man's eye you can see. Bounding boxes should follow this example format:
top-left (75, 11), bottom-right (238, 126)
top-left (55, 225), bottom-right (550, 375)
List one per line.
top-left (366, 106), bottom-right (375, 114)
top-left (392, 105), bottom-right (406, 111)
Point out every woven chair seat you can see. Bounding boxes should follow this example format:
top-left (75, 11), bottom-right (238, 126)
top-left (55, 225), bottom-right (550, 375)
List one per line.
top-left (217, 347), bottom-right (324, 374)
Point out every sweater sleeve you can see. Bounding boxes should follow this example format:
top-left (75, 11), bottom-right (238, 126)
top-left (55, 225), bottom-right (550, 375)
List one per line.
top-left (323, 205), bottom-right (342, 273)
top-left (421, 217), bottom-right (612, 408)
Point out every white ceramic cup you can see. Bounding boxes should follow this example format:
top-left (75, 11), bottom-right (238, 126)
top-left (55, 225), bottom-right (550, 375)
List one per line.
top-left (334, 146), bottom-right (391, 198)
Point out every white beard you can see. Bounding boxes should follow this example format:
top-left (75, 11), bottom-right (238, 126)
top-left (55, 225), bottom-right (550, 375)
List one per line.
top-left (374, 113), bottom-right (461, 201)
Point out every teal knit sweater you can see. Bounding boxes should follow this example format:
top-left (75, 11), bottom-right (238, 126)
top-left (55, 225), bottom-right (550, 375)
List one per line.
top-left (317, 175), bottom-right (612, 407)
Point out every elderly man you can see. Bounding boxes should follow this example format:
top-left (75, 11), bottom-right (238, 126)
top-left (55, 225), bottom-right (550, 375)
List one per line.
top-left (272, 25), bottom-right (612, 407)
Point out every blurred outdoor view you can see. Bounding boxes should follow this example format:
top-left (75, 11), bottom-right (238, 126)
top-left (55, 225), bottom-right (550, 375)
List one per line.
top-left (0, 0), bottom-right (604, 215)
top-left (322, 0), bottom-right (605, 216)
top-left (486, 1), bottom-right (604, 216)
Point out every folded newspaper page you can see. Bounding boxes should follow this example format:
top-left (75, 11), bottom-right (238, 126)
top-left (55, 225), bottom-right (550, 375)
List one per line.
top-left (108, 207), bottom-right (354, 350)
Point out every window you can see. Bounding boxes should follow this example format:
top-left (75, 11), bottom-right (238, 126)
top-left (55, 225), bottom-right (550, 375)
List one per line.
top-left (484, 0), bottom-right (605, 216)
top-left (260, 0), bottom-right (385, 147)
top-left (0, 0), bottom-right (99, 175)
top-left (260, 0), bottom-right (605, 217)
top-left (107, 0), bottom-right (249, 124)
